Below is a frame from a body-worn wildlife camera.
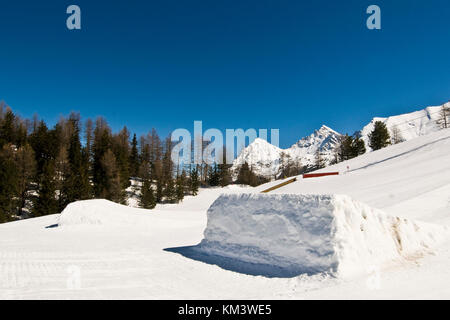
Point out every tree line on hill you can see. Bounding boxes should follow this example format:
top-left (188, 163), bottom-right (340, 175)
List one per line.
top-left (0, 103), bottom-right (241, 223)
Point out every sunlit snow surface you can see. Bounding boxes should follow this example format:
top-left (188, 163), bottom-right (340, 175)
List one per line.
top-left (1, 129), bottom-right (450, 299)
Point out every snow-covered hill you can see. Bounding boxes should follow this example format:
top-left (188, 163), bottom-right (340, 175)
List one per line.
top-left (360, 102), bottom-right (449, 150)
top-left (1, 128), bottom-right (450, 299)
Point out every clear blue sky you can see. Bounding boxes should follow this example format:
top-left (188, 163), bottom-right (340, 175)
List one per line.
top-left (0, 0), bottom-right (449, 148)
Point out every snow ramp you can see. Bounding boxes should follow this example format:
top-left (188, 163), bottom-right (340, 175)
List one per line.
top-left (198, 193), bottom-right (447, 278)
top-left (57, 199), bottom-right (153, 227)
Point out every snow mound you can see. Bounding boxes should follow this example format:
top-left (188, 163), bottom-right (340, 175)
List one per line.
top-left (199, 193), bottom-right (447, 278)
top-left (58, 199), bottom-right (149, 227)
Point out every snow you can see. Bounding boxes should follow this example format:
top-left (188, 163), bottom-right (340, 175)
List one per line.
top-left (360, 103), bottom-right (449, 150)
top-left (231, 138), bottom-right (283, 179)
top-left (1, 125), bottom-right (450, 299)
top-left (287, 125), bottom-right (341, 166)
top-left (198, 193), bottom-right (446, 278)
top-left (58, 200), bottom-right (152, 227)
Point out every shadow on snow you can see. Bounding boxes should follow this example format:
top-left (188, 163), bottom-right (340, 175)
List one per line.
top-left (164, 245), bottom-right (325, 278)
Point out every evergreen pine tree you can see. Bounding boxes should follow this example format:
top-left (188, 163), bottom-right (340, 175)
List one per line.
top-left (0, 108), bottom-right (16, 147)
top-left (368, 121), bottom-right (391, 151)
top-left (207, 164), bottom-right (220, 186)
top-left (217, 149), bottom-right (232, 187)
top-left (0, 144), bottom-right (18, 222)
top-left (55, 147), bottom-right (70, 211)
top-left (15, 144), bottom-right (36, 216)
top-left (218, 165), bottom-right (231, 187)
top-left (336, 134), bottom-right (354, 162)
top-left (190, 167), bottom-right (200, 195)
top-left (100, 149), bottom-right (125, 204)
top-left (164, 178), bottom-right (176, 203)
top-left (92, 118), bottom-right (112, 197)
top-left (62, 115), bottom-right (91, 208)
top-left (112, 126), bottom-right (131, 189)
top-left (350, 134), bottom-right (366, 158)
top-left (29, 121), bottom-right (60, 217)
top-left (29, 121), bottom-right (57, 175)
top-left (156, 178), bottom-right (164, 202)
top-left (33, 161), bottom-right (58, 217)
top-left (140, 177), bottom-right (156, 209)
top-left (236, 162), bottom-right (259, 186)
top-left (175, 172), bottom-right (186, 203)
top-left (138, 160), bottom-right (156, 209)
top-left (129, 133), bottom-right (140, 178)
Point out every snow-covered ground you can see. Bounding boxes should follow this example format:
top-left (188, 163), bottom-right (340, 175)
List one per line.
top-left (1, 129), bottom-right (450, 299)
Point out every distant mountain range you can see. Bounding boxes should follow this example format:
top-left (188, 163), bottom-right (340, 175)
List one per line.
top-left (231, 101), bottom-right (449, 179)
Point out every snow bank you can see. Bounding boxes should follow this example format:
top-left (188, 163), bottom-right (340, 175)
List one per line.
top-left (58, 199), bottom-right (149, 227)
top-left (199, 193), bottom-right (447, 278)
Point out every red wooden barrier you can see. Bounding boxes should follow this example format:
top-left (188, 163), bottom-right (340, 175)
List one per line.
top-left (303, 172), bottom-right (339, 179)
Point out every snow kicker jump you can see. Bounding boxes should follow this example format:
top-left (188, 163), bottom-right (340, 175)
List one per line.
top-left (194, 193), bottom-right (447, 278)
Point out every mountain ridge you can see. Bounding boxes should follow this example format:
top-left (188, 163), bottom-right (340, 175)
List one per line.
top-left (231, 101), bottom-right (449, 179)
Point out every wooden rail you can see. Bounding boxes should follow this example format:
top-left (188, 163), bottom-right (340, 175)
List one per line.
top-left (260, 177), bottom-right (297, 193)
top-left (303, 172), bottom-right (339, 179)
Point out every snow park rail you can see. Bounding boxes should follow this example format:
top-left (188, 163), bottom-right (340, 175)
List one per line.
top-left (260, 177), bottom-right (297, 193)
top-left (261, 172), bottom-right (340, 193)
top-left (303, 172), bottom-right (339, 179)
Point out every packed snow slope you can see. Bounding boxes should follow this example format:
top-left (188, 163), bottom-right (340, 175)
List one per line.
top-left (1, 129), bottom-right (450, 299)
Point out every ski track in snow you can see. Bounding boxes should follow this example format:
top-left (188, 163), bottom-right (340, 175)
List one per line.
top-left (1, 129), bottom-right (450, 299)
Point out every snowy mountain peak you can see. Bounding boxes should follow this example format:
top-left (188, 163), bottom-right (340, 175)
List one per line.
top-left (231, 138), bottom-right (282, 179)
top-left (248, 137), bottom-right (279, 148)
top-left (231, 125), bottom-right (342, 179)
top-left (291, 125), bottom-right (341, 151)
top-left (317, 124), bottom-right (338, 134)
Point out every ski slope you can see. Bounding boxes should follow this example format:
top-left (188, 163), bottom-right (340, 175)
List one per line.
top-left (1, 129), bottom-right (450, 299)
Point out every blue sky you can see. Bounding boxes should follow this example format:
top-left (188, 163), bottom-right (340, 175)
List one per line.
top-left (0, 0), bottom-right (449, 148)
